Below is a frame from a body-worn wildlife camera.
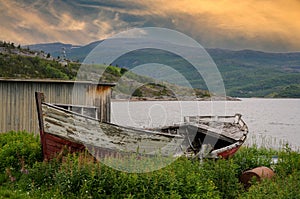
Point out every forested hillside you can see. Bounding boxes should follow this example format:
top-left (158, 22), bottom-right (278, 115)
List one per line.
top-left (28, 41), bottom-right (300, 98)
top-left (0, 41), bottom-right (79, 79)
top-left (0, 41), bottom-right (211, 100)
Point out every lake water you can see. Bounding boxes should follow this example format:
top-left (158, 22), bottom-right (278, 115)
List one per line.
top-left (111, 99), bottom-right (300, 150)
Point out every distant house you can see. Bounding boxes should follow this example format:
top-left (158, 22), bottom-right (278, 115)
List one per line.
top-left (0, 79), bottom-right (115, 133)
top-left (58, 59), bottom-right (68, 67)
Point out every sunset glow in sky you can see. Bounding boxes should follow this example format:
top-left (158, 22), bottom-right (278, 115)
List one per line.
top-left (1, 0), bottom-right (300, 52)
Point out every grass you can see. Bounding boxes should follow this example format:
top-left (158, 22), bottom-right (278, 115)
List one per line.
top-left (0, 131), bottom-right (300, 198)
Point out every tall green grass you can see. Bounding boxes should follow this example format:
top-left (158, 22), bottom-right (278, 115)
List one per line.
top-left (0, 131), bottom-right (300, 198)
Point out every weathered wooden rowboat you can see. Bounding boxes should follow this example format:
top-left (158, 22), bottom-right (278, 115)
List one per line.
top-left (177, 114), bottom-right (248, 158)
top-left (35, 92), bottom-right (248, 160)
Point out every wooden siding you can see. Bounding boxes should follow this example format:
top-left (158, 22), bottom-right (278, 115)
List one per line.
top-left (0, 79), bottom-right (113, 133)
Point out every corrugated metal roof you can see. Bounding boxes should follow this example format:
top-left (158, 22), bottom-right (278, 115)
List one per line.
top-left (0, 78), bottom-right (116, 86)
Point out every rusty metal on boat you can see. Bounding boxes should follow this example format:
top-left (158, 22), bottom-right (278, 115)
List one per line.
top-left (35, 92), bottom-right (248, 161)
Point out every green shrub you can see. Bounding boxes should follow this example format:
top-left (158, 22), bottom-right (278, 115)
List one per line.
top-left (0, 135), bottom-right (299, 198)
top-left (132, 88), bottom-right (143, 97)
top-left (105, 66), bottom-right (121, 76)
top-left (43, 64), bottom-right (69, 79)
top-left (240, 170), bottom-right (300, 199)
top-left (0, 131), bottom-right (42, 179)
top-left (120, 67), bottom-right (128, 75)
top-left (15, 153), bottom-right (221, 198)
top-left (201, 158), bottom-right (242, 199)
top-left (18, 159), bottom-right (60, 191)
top-left (274, 145), bottom-right (300, 176)
top-left (0, 185), bottom-right (32, 199)
top-left (232, 146), bottom-right (276, 174)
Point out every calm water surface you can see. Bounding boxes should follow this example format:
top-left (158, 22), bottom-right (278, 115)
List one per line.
top-left (111, 99), bottom-right (300, 149)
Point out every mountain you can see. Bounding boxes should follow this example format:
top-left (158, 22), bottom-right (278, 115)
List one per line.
top-left (0, 41), bottom-right (79, 79)
top-left (1, 41), bottom-right (211, 100)
top-left (206, 49), bottom-right (300, 97)
top-left (28, 41), bottom-right (300, 98)
top-left (27, 41), bottom-right (102, 61)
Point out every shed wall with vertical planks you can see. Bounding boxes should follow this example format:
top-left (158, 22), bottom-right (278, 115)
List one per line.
top-left (0, 79), bottom-right (114, 133)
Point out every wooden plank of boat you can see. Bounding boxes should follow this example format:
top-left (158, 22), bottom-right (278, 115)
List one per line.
top-left (184, 114), bottom-right (248, 141)
top-left (36, 92), bottom-right (185, 160)
top-left (183, 114), bottom-right (248, 158)
top-left (35, 92), bottom-right (248, 160)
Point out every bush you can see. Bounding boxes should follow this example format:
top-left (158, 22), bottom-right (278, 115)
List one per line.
top-left (105, 66), bottom-right (121, 76)
top-left (232, 146), bottom-right (276, 174)
top-left (274, 145), bottom-right (300, 176)
top-left (0, 135), bottom-right (300, 198)
top-left (0, 131), bottom-right (42, 179)
top-left (43, 64), bottom-right (69, 79)
top-left (240, 170), bottom-right (300, 199)
top-left (132, 88), bottom-right (143, 97)
top-left (16, 153), bottom-right (221, 198)
top-left (200, 159), bottom-right (242, 199)
top-left (120, 67), bottom-right (128, 75)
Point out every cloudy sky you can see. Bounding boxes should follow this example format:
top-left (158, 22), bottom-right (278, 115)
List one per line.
top-left (1, 0), bottom-right (300, 52)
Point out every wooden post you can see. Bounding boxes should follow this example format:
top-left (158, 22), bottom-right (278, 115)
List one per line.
top-left (106, 90), bottom-right (111, 123)
top-left (35, 92), bottom-right (47, 160)
top-left (94, 98), bottom-right (102, 122)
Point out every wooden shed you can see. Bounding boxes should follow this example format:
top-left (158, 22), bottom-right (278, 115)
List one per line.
top-left (0, 79), bottom-right (115, 134)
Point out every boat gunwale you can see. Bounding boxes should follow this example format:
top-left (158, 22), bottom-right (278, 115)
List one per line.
top-left (184, 114), bottom-right (249, 141)
top-left (42, 102), bottom-right (184, 139)
top-left (36, 92), bottom-right (249, 160)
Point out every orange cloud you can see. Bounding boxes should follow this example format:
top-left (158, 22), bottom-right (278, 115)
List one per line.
top-left (139, 0), bottom-right (300, 51)
top-left (0, 0), bottom-right (300, 51)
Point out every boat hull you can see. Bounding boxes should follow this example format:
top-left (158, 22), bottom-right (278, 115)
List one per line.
top-left (35, 92), bottom-right (248, 161)
top-left (43, 132), bottom-right (85, 160)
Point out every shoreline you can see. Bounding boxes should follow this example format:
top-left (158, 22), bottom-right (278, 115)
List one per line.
top-left (112, 96), bottom-right (241, 102)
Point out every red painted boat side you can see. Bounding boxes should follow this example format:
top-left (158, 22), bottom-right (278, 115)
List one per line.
top-left (43, 132), bottom-right (85, 160)
top-left (217, 145), bottom-right (241, 158)
top-left (35, 92), bottom-right (248, 160)
top-left (43, 132), bottom-right (132, 161)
